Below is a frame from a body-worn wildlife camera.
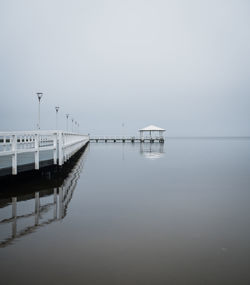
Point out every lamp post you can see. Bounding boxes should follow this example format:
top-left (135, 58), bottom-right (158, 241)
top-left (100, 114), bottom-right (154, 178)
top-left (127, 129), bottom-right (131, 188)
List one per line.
top-left (75, 121), bottom-right (77, 133)
top-left (55, 106), bottom-right (60, 129)
top-left (71, 118), bottom-right (74, 132)
top-left (36, 92), bottom-right (43, 129)
top-left (122, 122), bottom-right (125, 137)
top-left (66, 114), bottom-right (70, 132)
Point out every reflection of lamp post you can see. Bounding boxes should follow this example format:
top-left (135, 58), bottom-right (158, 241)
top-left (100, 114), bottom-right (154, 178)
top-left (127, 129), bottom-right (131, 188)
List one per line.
top-left (55, 106), bottom-right (59, 129)
top-left (66, 114), bottom-right (70, 132)
top-left (36, 92), bottom-right (43, 129)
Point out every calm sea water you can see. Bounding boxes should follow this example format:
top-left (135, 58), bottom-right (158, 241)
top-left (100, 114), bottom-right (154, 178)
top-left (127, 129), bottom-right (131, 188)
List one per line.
top-left (0, 139), bottom-right (250, 285)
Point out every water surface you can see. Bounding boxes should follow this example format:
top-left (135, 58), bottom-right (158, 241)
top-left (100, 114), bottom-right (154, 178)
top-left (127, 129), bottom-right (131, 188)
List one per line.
top-left (0, 139), bottom-right (250, 285)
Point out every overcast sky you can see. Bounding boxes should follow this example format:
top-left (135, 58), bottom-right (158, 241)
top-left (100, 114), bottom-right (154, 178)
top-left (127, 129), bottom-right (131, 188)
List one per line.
top-left (0, 0), bottom-right (249, 136)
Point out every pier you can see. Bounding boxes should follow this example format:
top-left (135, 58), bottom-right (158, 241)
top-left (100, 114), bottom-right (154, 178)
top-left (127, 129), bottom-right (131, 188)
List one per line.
top-left (90, 136), bottom-right (165, 143)
top-left (0, 125), bottom-right (165, 177)
top-left (0, 130), bottom-right (89, 177)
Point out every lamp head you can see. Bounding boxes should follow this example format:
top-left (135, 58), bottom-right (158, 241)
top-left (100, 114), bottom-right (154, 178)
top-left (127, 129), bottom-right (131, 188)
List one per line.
top-left (36, 92), bottom-right (43, 100)
top-left (55, 106), bottom-right (60, 112)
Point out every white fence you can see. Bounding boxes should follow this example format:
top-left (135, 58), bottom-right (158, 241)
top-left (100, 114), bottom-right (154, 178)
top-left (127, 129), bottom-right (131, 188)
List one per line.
top-left (0, 130), bottom-right (89, 175)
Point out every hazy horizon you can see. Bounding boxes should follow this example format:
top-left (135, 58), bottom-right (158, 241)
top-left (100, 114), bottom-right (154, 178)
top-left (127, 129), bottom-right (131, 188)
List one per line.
top-left (1, 0), bottom-right (250, 136)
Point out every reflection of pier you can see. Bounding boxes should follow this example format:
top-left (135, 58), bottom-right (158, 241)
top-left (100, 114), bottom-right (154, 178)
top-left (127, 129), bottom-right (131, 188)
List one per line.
top-left (0, 146), bottom-right (88, 248)
top-left (140, 143), bottom-right (165, 159)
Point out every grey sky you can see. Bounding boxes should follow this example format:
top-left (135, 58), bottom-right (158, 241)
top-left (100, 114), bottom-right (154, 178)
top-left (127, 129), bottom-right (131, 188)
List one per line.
top-left (0, 0), bottom-right (250, 136)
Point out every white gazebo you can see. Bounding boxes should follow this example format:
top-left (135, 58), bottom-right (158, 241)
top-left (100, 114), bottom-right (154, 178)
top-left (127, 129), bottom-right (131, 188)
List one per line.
top-left (139, 125), bottom-right (166, 139)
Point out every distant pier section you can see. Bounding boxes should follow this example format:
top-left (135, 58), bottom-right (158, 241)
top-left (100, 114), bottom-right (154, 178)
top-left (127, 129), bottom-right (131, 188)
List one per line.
top-left (0, 131), bottom-right (89, 177)
top-left (90, 125), bottom-right (165, 143)
top-left (90, 136), bottom-right (164, 143)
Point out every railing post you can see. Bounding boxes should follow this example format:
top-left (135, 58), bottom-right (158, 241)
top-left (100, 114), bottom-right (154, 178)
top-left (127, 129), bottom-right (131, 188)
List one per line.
top-left (53, 133), bottom-right (57, 164)
top-left (65, 134), bottom-right (69, 161)
top-left (11, 134), bottom-right (17, 175)
top-left (58, 131), bottom-right (63, 166)
top-left (63, 133), bottom-right (66, 162)
top-left (34, 133), bottom-right (39, 170)
top-left (3, 136), bottom-right (6, 151)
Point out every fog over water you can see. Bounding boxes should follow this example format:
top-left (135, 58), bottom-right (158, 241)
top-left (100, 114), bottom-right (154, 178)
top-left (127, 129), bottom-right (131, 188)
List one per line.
top-left (0, 0), bottom-right (250, 136)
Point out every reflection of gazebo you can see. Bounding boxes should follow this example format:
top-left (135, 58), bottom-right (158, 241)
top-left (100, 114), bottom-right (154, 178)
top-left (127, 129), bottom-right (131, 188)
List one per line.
top-left (140, 143), bottom-right (164, 159)
top-left (139, 125), bottom-right (165, 139)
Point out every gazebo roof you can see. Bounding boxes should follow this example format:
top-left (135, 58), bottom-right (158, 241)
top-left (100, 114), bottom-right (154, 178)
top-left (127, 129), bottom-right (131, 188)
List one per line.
top-left (139, 125), bottom-right (165, 131)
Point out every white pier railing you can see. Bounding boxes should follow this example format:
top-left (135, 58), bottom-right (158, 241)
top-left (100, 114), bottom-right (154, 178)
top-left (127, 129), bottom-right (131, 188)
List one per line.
top-left (0, 131), bottom-right (89, 175)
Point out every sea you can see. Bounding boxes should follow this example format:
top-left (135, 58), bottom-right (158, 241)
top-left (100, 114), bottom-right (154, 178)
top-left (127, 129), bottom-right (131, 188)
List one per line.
top-left (0, 139), bottom-right (250, 285)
